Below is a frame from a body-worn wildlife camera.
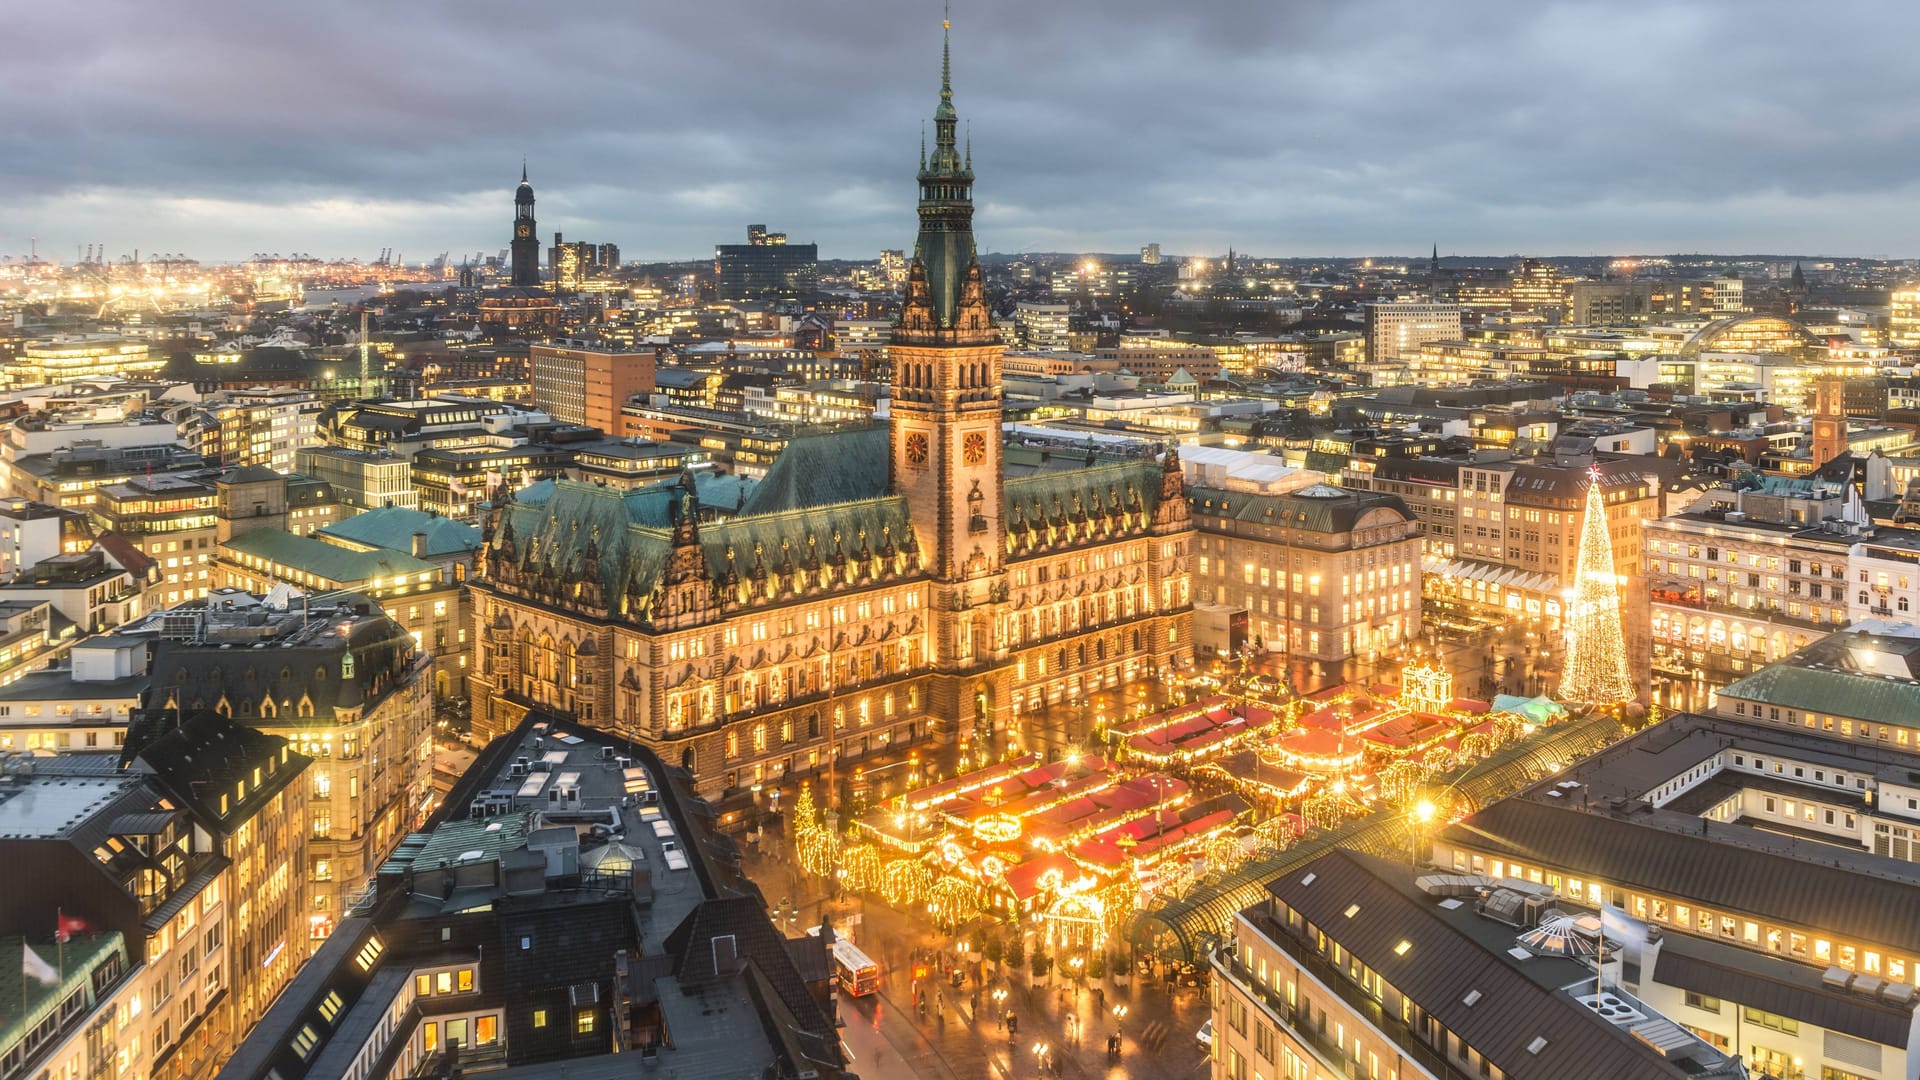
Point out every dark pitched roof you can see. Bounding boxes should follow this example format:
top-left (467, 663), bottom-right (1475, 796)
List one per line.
top-left (144, 612), bottom-right (416, 723)
top-left (125, 710), bottom-right (308, 832)
top-left (1186, 483), bottom-right (1412, 536)
top-left (1441, 797), bottom-right (1920, 954)
top-left (1268, 850), bottom-right (1697, 1080)
top-left (1652, 933), bottom-right (1911, 1048)
top-left (661, 894), bottom-right (835, 1041)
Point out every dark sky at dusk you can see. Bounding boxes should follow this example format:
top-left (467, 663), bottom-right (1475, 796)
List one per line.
top-left (9, 0), bottom-right (1920, 265)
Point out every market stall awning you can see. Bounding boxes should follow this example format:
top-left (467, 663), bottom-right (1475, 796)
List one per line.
top-left (1423, 556), bottom-right (1559, 596)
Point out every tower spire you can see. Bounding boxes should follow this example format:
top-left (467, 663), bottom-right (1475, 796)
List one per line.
top-left (521, 158), bottom-right (527, 183)
top-left (937, 4), bottom-right (955, 123)
top-left (896, 2), bottom-right (981, 338)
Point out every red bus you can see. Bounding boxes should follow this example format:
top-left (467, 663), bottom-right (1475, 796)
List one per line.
top-left (829, 939), bottom-right (881, 997)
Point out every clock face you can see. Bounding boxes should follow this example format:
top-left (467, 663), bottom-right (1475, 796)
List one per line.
top-left (963, 431), bottom-right (988, 466)
top-left (516, 223), bottom-right (531, 238)
top-left (905, 432), bottom-right (929, 465)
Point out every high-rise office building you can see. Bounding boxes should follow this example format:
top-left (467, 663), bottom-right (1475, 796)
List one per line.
top-left (528, 342), bottom-right (658, 430)
top-left (1365, 301), bottom-right (1463, 365)
top-left (1509, 258), bottom-right (1564, 321)
top-left (1141, 242), bottom-right (1162, 264)
top-left (1566, 280), bottom-right (1657, 325)
top-left (715, 224), bottom-right (818, 300)
top-left (1013, 301), bottom-right (1072, 351)
top-left (1889, 287), bottom-right (1920, 348)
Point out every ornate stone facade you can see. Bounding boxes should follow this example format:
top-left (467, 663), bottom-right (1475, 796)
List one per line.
top-left (466, 28), bottom-right (1193, 800)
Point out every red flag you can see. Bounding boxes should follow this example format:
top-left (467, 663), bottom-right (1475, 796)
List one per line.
top-left (55, 910), bottom-right (89, 943)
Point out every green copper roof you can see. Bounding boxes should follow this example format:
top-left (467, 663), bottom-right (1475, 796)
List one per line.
top-left (738, 427), bottom-right (890, 516)
top-left (905, 19), bottom-right (980, 333)
top-left (222, 529), bottom-right (438, 585)
top-left (1004, 457), bottom-right (1164, 530)
top-left (318, 507), bottom-right (481, 557)
top-left (1719, 662), bottom-right (1920, 727)
top-left (493, 431), bottom-right (913, 619)
top-left (0, 932), bottom-right (125, 1054)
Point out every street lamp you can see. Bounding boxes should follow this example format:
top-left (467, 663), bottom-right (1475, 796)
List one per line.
top-left (1409, 798), bottom-right (1436, 867)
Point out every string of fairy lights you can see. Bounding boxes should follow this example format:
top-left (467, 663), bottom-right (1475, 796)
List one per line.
top-left (1560, 471), bottom-right (1637, 705)
top-left (772, 485), bottom-right (1633, 955)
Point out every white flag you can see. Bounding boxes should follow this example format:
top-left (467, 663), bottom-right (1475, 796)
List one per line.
top-left (21, 944), bottom-right (59, 985)
top-left (1600, 902), bottom-right (1648, 951)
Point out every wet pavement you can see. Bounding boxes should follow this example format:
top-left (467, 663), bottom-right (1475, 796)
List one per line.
top-left (748, 843), bottom-right (1214, 1079)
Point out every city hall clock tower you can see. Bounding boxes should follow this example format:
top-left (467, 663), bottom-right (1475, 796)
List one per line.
top-left (890, 19), bottom-right (1007, 720)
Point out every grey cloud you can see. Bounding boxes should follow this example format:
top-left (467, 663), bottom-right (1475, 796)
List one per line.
top-left (5, 0), bottom-right (1920, 262)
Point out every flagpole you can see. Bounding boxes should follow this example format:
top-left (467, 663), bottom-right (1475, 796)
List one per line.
top-left (56, 907), bottom-right (64, 982)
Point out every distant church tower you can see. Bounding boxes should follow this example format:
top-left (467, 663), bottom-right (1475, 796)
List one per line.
top-left (889, 16), bottom-right (1007, 694)
top-left (511, 165), bottom-right (540, 288)
top-left (1812, 376), bottom-right (1848, 468)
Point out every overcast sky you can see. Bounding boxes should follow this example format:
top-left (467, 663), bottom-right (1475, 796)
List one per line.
top-left (9, 0), bottom-right (1920, 265)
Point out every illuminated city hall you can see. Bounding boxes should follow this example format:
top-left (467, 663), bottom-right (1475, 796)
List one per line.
top-left (468, 27), bottom-right (1196, 796)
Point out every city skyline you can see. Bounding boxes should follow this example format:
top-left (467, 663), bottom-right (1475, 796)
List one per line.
top-left (11, 0), bottom-right (1920, 264)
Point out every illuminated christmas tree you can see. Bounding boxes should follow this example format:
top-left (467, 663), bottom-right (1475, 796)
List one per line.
top-left (1559, 471), bottom-right (1634, 705)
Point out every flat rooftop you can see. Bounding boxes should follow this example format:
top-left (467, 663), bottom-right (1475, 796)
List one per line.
top-left (0, 773), bottom-right (141, 840)
top-left (425, 719), bottom-right (704, 954)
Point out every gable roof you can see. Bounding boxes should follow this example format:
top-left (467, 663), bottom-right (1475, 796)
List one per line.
top-left (144, 610), bottom-right (416, 723)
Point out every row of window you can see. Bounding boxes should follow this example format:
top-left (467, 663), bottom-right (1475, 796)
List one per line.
top-left (1451, 846), bottom-right (1915, 981)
